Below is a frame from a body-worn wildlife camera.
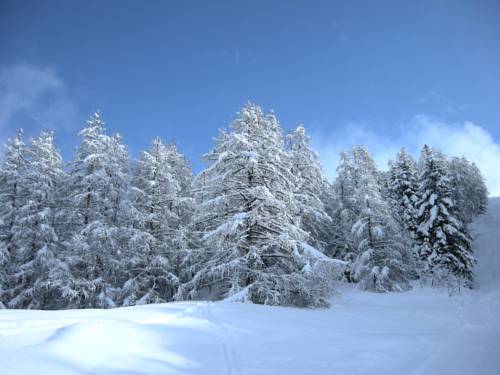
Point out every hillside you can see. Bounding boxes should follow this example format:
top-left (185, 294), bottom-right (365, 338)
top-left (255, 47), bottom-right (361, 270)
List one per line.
top-left (1, 198), bottom-right (499, 375)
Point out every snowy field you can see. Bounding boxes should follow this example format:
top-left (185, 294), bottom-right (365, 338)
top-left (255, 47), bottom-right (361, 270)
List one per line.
top-left (1, 198), bottom-right (499, 375)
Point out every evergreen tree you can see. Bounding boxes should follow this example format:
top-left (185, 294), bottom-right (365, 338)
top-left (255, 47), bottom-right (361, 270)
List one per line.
top-left (121, 138), bottom-right (187, 305)
top-left (179, 103), bottom-right (331, 307)
top-left (449, 157), bottom-right (488, 224)
top-left (387, 148), bottom-right (419, 236)
top-left (319, 180), bottom-right (340, 257)
top-left (468, 162), bottom-right (488, 217)
top-left (8, 132), bottom-right (70, 309)
top-left (163, 141), bottom-right (195, 265)
top-left (0, 130), bottom-right (28, 306)
top-left (415, 145), bottom-right (476, 287)
top-left (286, 125), bottom-right (332, 252)
top-left (330, 150), bottom-right (359, 262)
top-left (346, 147), bottom-right (412, 292)
top-left (0, 130), bottom-right (28, 253)
top-left (64, 112), bottom-right (130, 308)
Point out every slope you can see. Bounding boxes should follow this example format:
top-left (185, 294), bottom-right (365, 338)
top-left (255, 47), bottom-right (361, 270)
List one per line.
top-left (0, 199), bottom-right (499, 375)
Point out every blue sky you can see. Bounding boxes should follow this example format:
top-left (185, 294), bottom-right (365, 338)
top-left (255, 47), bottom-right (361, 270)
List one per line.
top-left (1, 0), bottom-right (500, 194)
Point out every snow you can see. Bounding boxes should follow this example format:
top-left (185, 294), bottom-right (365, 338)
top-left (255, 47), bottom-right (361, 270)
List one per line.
top-left (1, 198), bottom-right (499, 375)
top-left (470, 197), bottom-right (500, 291)
top-left (418, 204), bottom-right (438, 236)
top-left (202, 212), bottom-right (246, 240)
top-left (300, 242), bottom-right (329, 260)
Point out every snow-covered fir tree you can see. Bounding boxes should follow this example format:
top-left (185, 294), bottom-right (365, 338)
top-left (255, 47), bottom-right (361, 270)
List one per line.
top-left (162, 141), bottom-right (195, 261)
top-left (387, 148), bottom-right (419, 237)
top-left (449, 157), bottom-right (488, 224)
top-left (415, 145), bottom-right (476, 288)
top-left (344, 147), bottom-right (412, 292)
top-left (330, 151), bottom-right (360, 262)
top-left (121, 138), bottom-right (192, 305)
top-left (7, 132), bottom-right (71, 309)
top-left (63, 112), bottom-right (130, 308)
top-left (179, 103), bottom-right (334, 307)
top-left (318, 180), bottom-right (339, 257)
top-left (286, 125), bottom-right (332, 253)
top-left (0, 130), bottom-right (28, 306)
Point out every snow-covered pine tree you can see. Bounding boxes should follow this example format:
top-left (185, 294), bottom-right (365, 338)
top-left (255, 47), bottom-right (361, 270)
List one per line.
top-left (318, 180), bottom-right (340, 257)
top-left (100, 132), bottom-right (132, 295)
top-left (178, 103), bottom-right (331, 307)
top-left (121, 138), bottom-right (186, 305)
top-left (449, 157), bottom-right (488, 224)
top-left (0, 130), bottom-right (28, 306)
top-left (165, 142), bottom-right (193, 199)
top-left (415, 145), bottom-right (476, 288)
top-left (377, 169), bottom-right (392, 202)
top-left (330, 151), bottom-right (359, 262)
top-left (286, 125), bottom-right (332, 253)
top-left (163, 141), bottom-right (195, 266)
top-left (63, 112), bottom-right (130, 308)
top-left (387, 148), bottom-right (419, 237)
top-left (467, 161), bottom-right (488, 217)
top-left (7, 132), bottom-right (71, 309)
top-left (346, 146), bottom-right (412, 292)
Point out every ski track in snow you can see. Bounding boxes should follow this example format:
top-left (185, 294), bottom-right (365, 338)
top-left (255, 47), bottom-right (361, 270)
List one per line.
top-left (0, 198), bottom-right (499, 374)
top-left (199, 302), bottom-right (242, 375)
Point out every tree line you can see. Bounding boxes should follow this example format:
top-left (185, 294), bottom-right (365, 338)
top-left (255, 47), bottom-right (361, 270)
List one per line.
top-left (0, 103), bottom-right (488, 309)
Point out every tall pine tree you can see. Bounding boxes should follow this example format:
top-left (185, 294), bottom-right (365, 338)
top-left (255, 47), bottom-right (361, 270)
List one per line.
top-left (387, 148), bottom-right (419, 237)
top-left (179, 103), bottom-right (330, 306)
top-left (63, 112), bottom-right (130, 308)
top-left (287, 125), bottom-right (332, 253)
top-left (415, 145), bottom-right (476, 288)
top-left (120, 138), bottom-right (190, 305)
top-left (0, 130), bottom-right (28, 306)
top-left (345, 147), bottom-right (412, 292)
top-left (8, 132), bottom-right (70, 309)
top-left (449, 157), bottom-right (488, 224)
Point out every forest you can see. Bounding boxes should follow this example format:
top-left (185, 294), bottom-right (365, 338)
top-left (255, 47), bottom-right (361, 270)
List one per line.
top-left (0, 102), bottom-right (488, 309)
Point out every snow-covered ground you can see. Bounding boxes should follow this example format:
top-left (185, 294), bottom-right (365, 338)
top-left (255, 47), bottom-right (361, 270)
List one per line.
top-left (1, 199), bottom-right (499, 375)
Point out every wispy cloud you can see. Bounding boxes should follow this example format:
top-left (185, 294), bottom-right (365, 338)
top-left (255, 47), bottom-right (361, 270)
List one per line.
top-left (311, 115), bottom-right (500, 196)
top-left (0, 63), bottom-right (79, 142)
top-left (417, 91), bottom-right (469, 115)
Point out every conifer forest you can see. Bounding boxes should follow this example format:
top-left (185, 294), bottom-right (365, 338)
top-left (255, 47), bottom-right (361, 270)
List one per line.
top-left (0, 103), bottom-right (488, 310)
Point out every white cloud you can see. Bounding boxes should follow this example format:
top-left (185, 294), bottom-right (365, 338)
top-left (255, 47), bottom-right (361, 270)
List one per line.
top-left (0, 63), bottom-right (79, 141)
top-left (311, 115), bottom-right (500, 196)
top-left (310, 121), bottom-right (401, 180)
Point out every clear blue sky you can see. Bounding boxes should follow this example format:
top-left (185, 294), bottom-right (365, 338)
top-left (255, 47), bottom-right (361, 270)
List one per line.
top-left (1, 0), bottom-right (500, 192)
